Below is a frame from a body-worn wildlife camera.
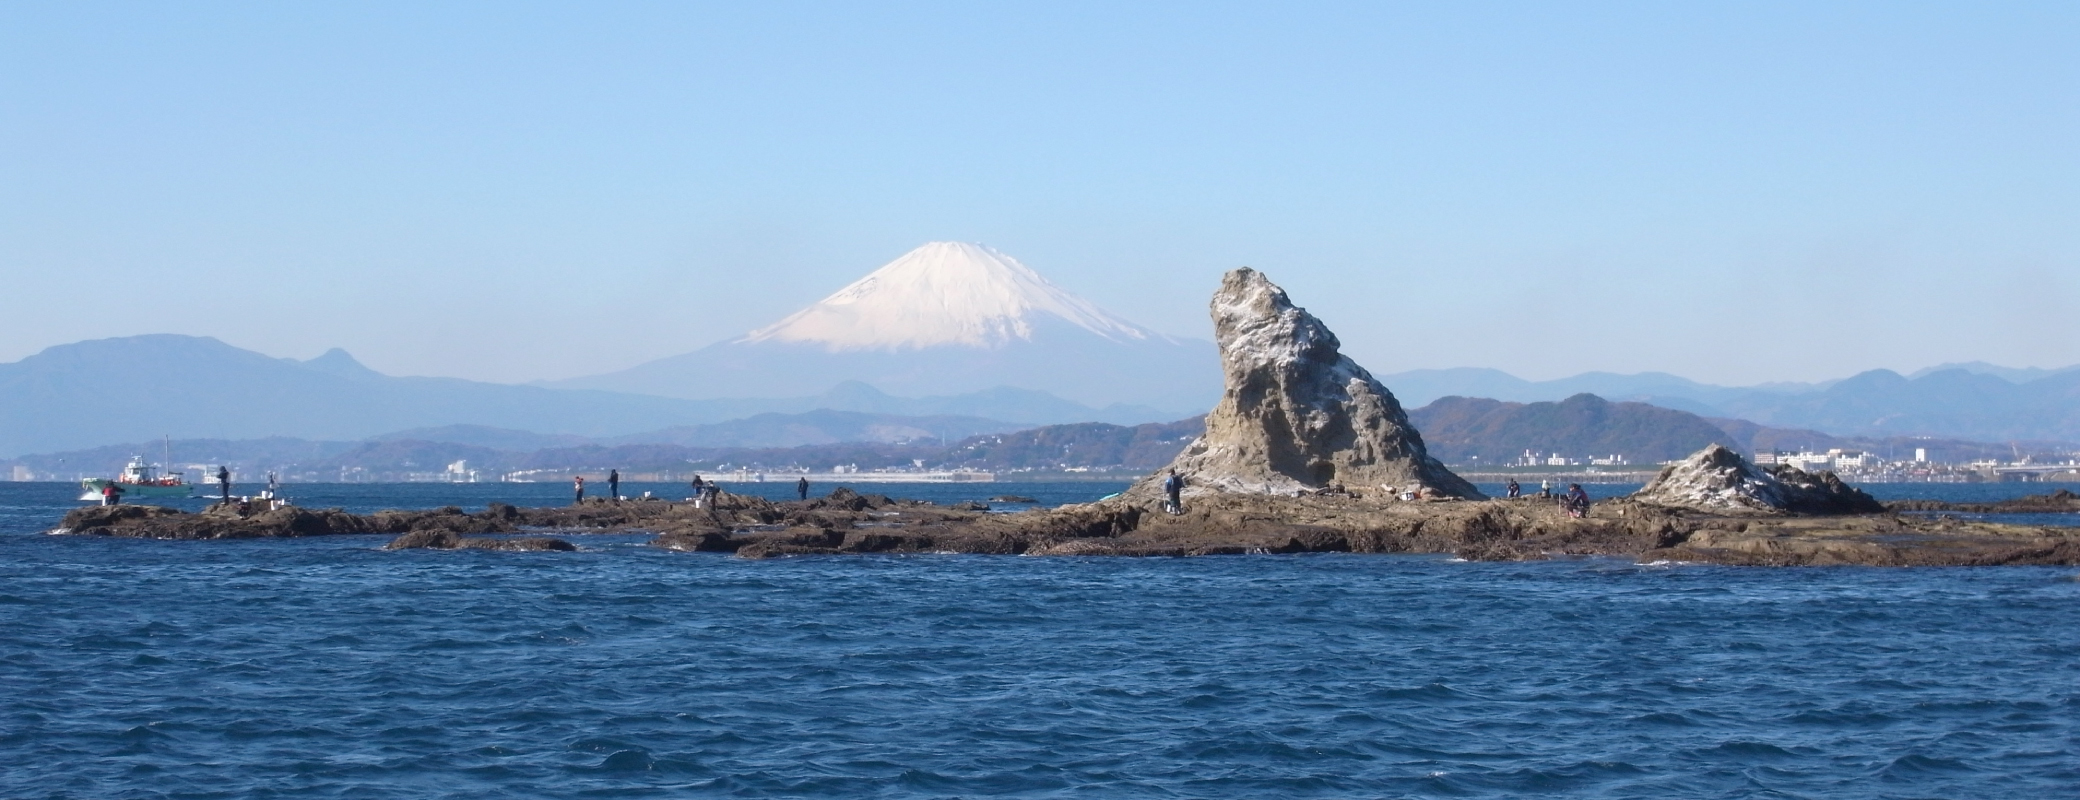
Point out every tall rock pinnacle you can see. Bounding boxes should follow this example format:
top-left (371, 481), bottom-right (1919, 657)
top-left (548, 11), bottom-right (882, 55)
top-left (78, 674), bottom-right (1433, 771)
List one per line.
top-left (1140, 268), bottom-right (1482, 499)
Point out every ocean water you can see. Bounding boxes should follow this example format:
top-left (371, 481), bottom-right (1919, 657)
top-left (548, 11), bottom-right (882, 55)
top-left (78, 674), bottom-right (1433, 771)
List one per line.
top-left (3, 482), bottom-right (2077, 798)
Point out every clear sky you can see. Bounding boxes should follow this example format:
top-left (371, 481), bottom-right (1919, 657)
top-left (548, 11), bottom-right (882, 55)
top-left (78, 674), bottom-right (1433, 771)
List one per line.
top-left (3, 2), bottom-right (2075, 386)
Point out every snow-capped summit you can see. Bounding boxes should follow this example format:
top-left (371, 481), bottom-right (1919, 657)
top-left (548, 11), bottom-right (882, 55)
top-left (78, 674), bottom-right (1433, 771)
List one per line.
top-left (553, 242), bottom-right (1222, 413)
top-left (741, 241), bottom-right (1156, 350)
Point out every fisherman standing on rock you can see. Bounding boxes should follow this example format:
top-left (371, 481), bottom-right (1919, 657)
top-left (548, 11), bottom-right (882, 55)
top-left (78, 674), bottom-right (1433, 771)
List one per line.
top-left (1163, 470), bottom-right (1185, 515)
top-left (573, 475), bottom-right (585, 505)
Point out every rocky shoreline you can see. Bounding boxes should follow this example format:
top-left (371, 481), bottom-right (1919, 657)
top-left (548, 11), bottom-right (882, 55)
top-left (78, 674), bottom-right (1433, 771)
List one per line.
top-left (47, 486), bottom-right (2080, 567)
top-left (46, 268), bottom-right (2080, 568)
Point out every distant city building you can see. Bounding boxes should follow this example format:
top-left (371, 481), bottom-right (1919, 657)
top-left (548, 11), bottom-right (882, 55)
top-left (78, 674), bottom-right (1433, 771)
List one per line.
top-left (10, 465), bottom-right (31, 482)
top-left (1780, 451), bottom-right (1835, 472)
top-left (1828, 449), bottom-right (1875, 469)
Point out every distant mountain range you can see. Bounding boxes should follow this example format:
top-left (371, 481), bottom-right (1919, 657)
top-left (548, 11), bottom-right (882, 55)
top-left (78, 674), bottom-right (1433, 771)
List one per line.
top-left (1407, 395), bottom-right (1735, 465)
top-left (20, 392), bottom-right (2070, 485)
top-left (10, 233), bottom-right (2078, 459)
top-left (942, 417), bottom-right (1208, 473)
top-left (954, 395), bottom-right (2074, 475)
top-left (0, 335), bottom-right (1175, 457)
top-left (1, 409), bottom-right (1026, 479)
top-left (1382, 364), bottom-right (2080, 442)
top-left (378, 410), bottom-right (1020, 451)
top-left (1403, 394), bottom-right (2060, 467)
top-left (12, 331), bottom-right (2080, 462)
top-left (548, 242), bottom-right (1222, 412)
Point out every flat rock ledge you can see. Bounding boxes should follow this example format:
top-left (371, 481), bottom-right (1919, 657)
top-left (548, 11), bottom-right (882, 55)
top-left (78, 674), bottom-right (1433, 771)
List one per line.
top-left (46, 488), bottom-right (2080, 567)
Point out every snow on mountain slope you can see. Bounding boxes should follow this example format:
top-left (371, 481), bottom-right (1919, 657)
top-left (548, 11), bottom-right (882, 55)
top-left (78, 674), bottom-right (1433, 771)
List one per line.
top-left (551, 242), bottom-right (1221, 411)
top-left (741, 241), bottom-right (1158, 350)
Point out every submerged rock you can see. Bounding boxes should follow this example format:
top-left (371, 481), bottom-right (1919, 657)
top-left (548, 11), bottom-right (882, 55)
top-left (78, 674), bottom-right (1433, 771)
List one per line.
top-left (1134, 268), bottom-right (1480, 499)
top-left (1630, 444), bottom-right (1883, 515)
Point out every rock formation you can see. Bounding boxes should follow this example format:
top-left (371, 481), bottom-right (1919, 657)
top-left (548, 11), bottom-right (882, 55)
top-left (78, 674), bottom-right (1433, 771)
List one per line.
top-left (1630, 444), bottom-right (1884, 515)
top-left (1133, 268), bottom-right (1481, 499)
top-left (40, 482), bottom-right (2080, 567)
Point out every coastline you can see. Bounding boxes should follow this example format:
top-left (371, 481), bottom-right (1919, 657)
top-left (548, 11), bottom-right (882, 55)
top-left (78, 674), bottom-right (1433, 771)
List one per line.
top-left (49, 487), bottom-right (2080, 568)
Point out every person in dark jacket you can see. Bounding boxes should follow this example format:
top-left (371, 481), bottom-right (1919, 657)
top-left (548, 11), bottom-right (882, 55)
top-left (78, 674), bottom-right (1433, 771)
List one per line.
top-left (217, 466), bottom-right (232, 502)
top-left (1506, 479), bottom-right (1521, 498)
top-left (1162, 470), bottom-right (1185, 514)
top-left (796, 476), bottom-right (809, 500)
top-left (608, 469), bottom-right (620, 502)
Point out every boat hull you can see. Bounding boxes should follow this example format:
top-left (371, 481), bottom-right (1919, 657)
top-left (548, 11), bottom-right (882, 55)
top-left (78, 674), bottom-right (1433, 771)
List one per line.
top-left (79, 479), bottom-right (193, 501)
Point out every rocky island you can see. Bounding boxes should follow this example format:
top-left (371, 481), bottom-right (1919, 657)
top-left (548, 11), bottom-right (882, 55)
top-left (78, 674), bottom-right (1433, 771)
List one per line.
top-left (50, 269), bottom-right (2080, 567)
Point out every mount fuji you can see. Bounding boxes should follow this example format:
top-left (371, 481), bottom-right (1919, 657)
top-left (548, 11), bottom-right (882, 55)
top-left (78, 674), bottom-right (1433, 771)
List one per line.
top-left (554, 242), bottom-right (1221, 414)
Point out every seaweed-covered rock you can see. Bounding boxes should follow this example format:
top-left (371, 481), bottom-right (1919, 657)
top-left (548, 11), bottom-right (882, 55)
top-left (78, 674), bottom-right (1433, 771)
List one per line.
top-left (53, 504), bottom-right (187, 534)
top-left (809, 487), bottom-right (897, 512)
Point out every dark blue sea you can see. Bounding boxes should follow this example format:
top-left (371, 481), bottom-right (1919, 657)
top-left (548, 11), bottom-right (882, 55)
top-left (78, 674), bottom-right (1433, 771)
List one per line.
top-left (3, 481), bottom-right (2076, 798)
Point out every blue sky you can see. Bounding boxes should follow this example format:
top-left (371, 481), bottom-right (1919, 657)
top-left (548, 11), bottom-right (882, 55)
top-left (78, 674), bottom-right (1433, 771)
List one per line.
top-left (3, 2), bottom-right (2075, 385)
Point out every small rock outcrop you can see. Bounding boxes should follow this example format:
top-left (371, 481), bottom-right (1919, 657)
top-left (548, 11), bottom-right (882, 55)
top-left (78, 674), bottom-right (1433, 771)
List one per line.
top-left (1134, 268), bottom-right (1481, 499)
top-left (1631, 444), bottom-right (1884, 515)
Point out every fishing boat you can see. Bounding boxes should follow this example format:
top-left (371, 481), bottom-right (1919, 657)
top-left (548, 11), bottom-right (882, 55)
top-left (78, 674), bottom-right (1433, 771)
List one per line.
top-left (79, 445), bottom-right (195, 501)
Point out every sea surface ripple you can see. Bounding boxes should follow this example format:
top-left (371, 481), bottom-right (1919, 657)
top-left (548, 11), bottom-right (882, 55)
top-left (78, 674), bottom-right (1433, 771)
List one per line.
top-left (2, 482), bottom-right (2076, 798)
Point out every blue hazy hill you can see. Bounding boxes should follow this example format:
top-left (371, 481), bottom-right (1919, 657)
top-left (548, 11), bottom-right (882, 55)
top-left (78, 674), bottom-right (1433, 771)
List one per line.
top-left (1380, 365), bottom-right (2080, 442)
top-left (0, 335), bottom-right (1177, 457)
